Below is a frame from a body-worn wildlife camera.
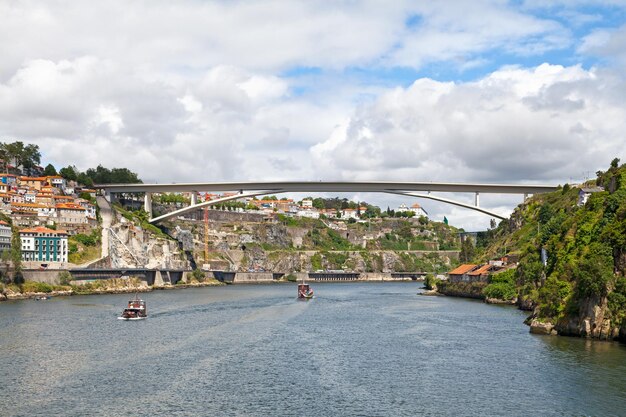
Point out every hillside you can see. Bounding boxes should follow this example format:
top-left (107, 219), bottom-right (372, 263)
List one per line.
top-left (478, 159), bottom-right (626, 340)
top-left (161, 210), bottom-right (461, 274)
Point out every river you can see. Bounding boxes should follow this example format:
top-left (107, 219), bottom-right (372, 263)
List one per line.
top-left (1, 282), bottom-right (625, 416)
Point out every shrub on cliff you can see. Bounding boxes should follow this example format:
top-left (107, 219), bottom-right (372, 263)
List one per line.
top-left (190, 269), bottom-right (206, 282)
top-left (483, 269), bottom-right (517, 301)
top-left (423, 274), bottom-right (438, 290)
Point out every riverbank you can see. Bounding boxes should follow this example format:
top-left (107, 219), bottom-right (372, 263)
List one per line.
top-left (431, 280), bottom-right (626, 343)
top-left (0, 278), bottom-right (225, 301)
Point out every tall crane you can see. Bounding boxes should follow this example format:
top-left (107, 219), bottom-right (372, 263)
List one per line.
top-left (204, 206), bottom-right (209, 264)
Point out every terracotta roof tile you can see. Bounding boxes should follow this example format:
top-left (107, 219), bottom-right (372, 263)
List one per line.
top-left (468, 264), bottom-right (493, 276)
top-left (20, 226), bottom-right (68, 235)
top-left (448, 264), bottom-right (478, 275)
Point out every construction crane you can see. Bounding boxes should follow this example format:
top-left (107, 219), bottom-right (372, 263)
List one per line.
top-left (204, 206), bottom-right (209, 264)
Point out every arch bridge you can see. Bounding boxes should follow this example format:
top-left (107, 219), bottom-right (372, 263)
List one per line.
top-left (96, 181), bottom-right (558, 224)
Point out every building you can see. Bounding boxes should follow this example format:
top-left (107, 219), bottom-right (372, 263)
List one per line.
top-left (301, 199), bottom-right (313, 208)
top-left (56, 203), bottom-right (88, 224)
top-left (578, 186), bottom-right (604, 206)
top-left (76, 199), bottom-right (97, 219)
top-left (0, 220), bottom-right (11, 252)
top-left (18, 176), bottom-right (47, 191)
top-left (19, 226), bottom-right (68, 263)
top-left (397, 203), bottom-right (410, 213)
top-left (409, 203), bottom-right (428, 217)
top-left (47, 175), bottom-right (66, 189)
top-left (467, 264), bottom-right (499, 282)
top-left (448, 264), bottom-right (479, 283)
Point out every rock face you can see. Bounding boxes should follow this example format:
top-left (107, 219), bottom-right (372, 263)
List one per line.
top-left (529, 319), bottom-right (557, 336)
top-left (107, 214), bottom-right (188, 270)
top-left (555, 296), bottom-right (621, 341)
top-left (485, 297), bottom-right (516, 305)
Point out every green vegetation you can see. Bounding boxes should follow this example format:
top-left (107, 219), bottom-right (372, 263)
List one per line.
top-left (423, 274), bottom-right (438, 290)
top-left (60, 164), bottom-right (141, 187)
top-left (477, 159), bottom-right (626, 332)
top-left (156, 193), bottom-right (190, 205)
top-left (483, 269), bottom-right (517, 301)
top-left (113, 204), bottom-right (170, 239)
top-left (58, 271), bottom-right (72, 285)
top-left (68, 228), bottom-right (101, 264)
top-left (1, 280), bottom-right (72, 294)
top-left (190, 268), bottom-right (206, 282)
top-left (0, 141), bottom-right (41, 173)
top-left (10, 227), bottom-right (23, 284)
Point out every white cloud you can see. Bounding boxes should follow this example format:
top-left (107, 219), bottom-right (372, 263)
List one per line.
top-left (1, 1), bottom-right (626, 231)
top-left (310, 63), bottom-right (626, 228)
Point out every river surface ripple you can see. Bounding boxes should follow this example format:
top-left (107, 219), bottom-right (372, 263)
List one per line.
top-left (1, 282), bottom-right (625, 416)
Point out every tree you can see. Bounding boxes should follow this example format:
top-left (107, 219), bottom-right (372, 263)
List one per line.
top-left (10, 227), bottom-right (23, 284)
top-left (77, 172), bottom-right (94, 187)
top-left (44, 163), bottom-right (57, 176)
top-left (460, 237), bottom-right (475, 263)
top-left (0, 141), bottom-right (41, 174)
top-left (312, 198), bottom-right (325, 210)
top-left (59, 165), bottom-right (78, 181)
top-left (0, 144), bottom-right (9, 173)
top-left (20, 143), bottom-right (41, 171)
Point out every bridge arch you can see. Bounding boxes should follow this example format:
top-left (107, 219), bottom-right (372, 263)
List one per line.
top-left (97, 180), bottom-right (555, 224)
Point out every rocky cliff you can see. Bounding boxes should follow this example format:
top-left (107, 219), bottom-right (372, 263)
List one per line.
top-left (106, 208), bottom-right (188, 269)
top-left (479, 160), bottom-right (626, 342)
top-left (163, 213), bottom-right (459, 274)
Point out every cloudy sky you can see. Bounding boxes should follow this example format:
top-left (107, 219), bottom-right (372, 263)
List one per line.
top-left (2, 0), bottom-right (626, 229)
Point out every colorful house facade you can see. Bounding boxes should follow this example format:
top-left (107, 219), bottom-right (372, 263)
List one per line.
top-left (19, 226), bottom-right (68, 263)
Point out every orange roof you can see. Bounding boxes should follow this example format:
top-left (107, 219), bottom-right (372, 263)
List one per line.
top-left (20, 226), bottom-right (67, 235)
top-left (19, 176), bottom-right (47, 182)
top-left (468, 264), bottom-right (493, 276)
top-left (53, 195), bottom-right (73, 199)
top-left (55, 203), bottom-right (85, 210)
top-left (411, 203), bottom-right (422, 208)
top-left (0, 220), bottom-right (9, 225)
top-left (448, 264), bottom-right (478, 275)
top-left (12, 202), bottom-right (47, 208)
top-left (46, 175), bottom-right (63, 179)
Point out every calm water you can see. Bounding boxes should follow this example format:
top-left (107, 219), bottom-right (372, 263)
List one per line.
top-left (1, 282), bottom-right (625, 416)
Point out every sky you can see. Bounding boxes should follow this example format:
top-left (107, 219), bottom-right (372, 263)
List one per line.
top-left (2, 0), bottom-right (626, 230)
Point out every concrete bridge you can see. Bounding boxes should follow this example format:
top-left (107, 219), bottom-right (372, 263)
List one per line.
top-left (97, 180), bottom-right (559, 223)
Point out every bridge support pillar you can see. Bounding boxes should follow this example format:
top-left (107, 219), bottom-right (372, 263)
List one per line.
top-left (475, 192), bottom-right (480, 207)
top-left (191, 192), bottom-right (198, 206)
top-left (144, 193), bottom-right (153, 218)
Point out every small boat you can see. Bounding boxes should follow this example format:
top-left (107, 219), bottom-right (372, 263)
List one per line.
top-left (34, 295), bottom-right (51, 301)
top-left (298, 281), bottom-right (314, 300)
top-left (118, 294), bottom-right (147, 320)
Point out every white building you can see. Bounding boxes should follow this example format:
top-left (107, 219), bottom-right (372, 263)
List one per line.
top-left (297, 209), bottom-right (320, 219)
top-left (20, 226), bottom-right (68, 263)
top-left (0, 220), bottom-right (11, 252)
top-left (76, 199), bottom-right (97, 219)
top-left (301, 199), bottom-right (313, 208)
top-left (47, 176), bottom-right (67, 189)
top-left (409, 203), bottom-right (428, 217)
top-left (578, 187), bottom-right (604, 206)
